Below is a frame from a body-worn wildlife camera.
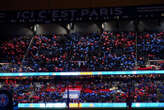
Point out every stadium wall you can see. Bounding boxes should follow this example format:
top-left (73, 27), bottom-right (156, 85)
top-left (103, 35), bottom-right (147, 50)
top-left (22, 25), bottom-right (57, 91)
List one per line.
top-left (1, 20), bottom-right (164, 39)
top-left (0, 24), bottom-right (33, 40)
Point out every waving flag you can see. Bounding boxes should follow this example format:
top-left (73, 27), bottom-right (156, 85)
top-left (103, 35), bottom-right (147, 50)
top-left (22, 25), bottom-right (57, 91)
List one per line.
top-left (63, 88), bottom-right (81, 99)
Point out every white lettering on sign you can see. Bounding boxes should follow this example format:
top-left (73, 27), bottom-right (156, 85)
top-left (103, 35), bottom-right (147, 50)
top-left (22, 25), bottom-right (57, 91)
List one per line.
top-left (81, 9), bottom-right (89, 16)
top-left (39, 10), bottom-right (47, 19)
top-left (114, 8), bottom-right (123, 15)
top-left (89, 9), bottom-right (98, 16)
top-left (15, 8), bottom-right (123, 22)
top-left (52, 10), bottom-right (60, 18)
top-left (69, 10), bottom-right (77, 17)
top-left (17, 11), bottom-right (34, 19)
top-left (61, 10), bottom-right (68, 17)
top-left (100, 8), bottom-right (108, 16)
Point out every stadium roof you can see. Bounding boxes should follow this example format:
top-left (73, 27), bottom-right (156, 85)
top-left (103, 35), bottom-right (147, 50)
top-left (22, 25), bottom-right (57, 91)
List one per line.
top-left (0, 0), bottom-right (163, 10)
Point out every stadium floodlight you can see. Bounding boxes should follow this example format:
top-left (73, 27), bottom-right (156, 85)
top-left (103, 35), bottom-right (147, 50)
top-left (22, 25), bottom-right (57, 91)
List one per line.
top-left (67, 24), bottom-right (71, 30)
top-left (67, 23), bottom-right (73, 30)
top-left (130, 20), bottom-right (134, 24)
top-left (102, 22), bottom-right (107, 29)
top-left (34, 24), bottom-right (39, 33)
top-left (102, 23), bottom-right (105, 29)
top-left (161, 13), bottom-right (164, 17)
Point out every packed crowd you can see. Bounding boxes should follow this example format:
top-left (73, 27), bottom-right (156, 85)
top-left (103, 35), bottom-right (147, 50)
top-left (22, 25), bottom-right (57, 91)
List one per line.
top-left (0, 32), bottom-right (164, 72)
top-left (0, 76), bottom-right (128, 103)
top-left (0, 36), bottom-right (31, 64)
top-left (137, 32), bottom-right (164, 66)
top-left (133, 78), bottom-right (164, 102)
top-left (24, 32), bottom-right (136, 72)
top-left (1, 75), bottom-right (164, 103)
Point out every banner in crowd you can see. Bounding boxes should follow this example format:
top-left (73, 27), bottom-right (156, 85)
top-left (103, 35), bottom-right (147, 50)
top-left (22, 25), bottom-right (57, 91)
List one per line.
top-left (0, 5), bottom-right (164, 23)
top-left (63, 88), bottom-right (81, 99)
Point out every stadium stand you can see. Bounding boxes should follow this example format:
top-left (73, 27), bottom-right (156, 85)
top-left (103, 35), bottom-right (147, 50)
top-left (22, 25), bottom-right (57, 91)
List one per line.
top-left (0, 75), bottom-right (164, 104)
top-left (0, 32), bottom-right (164, 72)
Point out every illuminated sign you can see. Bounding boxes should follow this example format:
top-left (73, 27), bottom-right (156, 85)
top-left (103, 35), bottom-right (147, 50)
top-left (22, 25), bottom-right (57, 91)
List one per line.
top-left (0, 70), bottom-right (164, 76)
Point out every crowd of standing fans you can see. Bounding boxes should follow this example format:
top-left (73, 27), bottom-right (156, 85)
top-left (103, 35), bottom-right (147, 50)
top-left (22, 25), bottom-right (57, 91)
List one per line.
top-left (1, 31), bottom-right (164, 72)
top-left (1, 75), bottom-right (164, 103)
top-left (0, 32), bottom-right (164, 104)
top-left (25, 32), bottom-right (136, 72)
